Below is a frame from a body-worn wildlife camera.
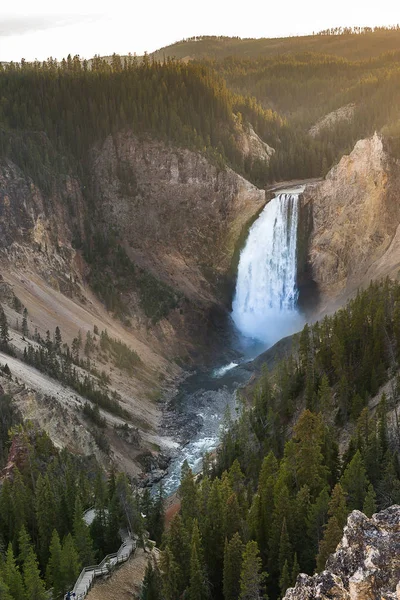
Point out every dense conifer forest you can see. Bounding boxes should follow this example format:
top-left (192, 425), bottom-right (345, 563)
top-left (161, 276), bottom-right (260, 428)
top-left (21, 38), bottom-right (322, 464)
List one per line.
top-left (150, 27), bottom-right (400, 62)
top-left (0, 57), bottom-right (279, 188)
top-left (0, 421), bottom-right (164, 598)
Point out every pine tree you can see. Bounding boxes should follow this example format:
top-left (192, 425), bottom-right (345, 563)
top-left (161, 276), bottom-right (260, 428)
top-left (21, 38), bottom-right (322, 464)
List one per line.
top-left (377, 395), bottom-right (389, 458)
top-left (60, 533), bottom-right (81, 594)
top-left (10, 468), bottom-right (30, 545)
top-left (36, 473), bottom-right (57, 565)
top-left (84, 330), bottom-right (95, 356)
top-left (316, 516), bottom-right (343, 572)
top-left (291, 553), bottom-right (300, 586)
top-left (188, 520), bottom-right (208, 600)
top-left (54, 326), bottom-right (62, 353)
top-left (148, 485), bottom-right (165, 545)
top-left (292, 485), bottom-right (311, 566)
top-left (23, 548), bottom-right (47, 600)
top-left (166, 515), bottom-right (191, 595)
top-left (18, 526), bottom-right (33, 566)
top-left (268, 477), bottom-right (292, 587)
top-left (340, 450), bottom-right (369, 510)
top-left (293, 411), bottom-right (328, 498)
top-left (279, 560), bottom-right (291, 597)
top-left (3, 544), bottom-right (26, 600)
top-left (204, 478), bottom-right (224, 594)
top-left (104, 494), bottom-right (122, 553)
top-left (73, 496), bottom-right (95, 565)
top-left (0, 577), bottom-right (13, 600)
top-left (223, 532), bottom-right (243, 600)
top-left (160, 548), bottom-right (180, 600)
top-left (363, 483), bottom-right (377, 517)
top-left (224, 492), bottom-right (242, 540)
top-left (306, 487), bottom-right (330, 572)
top-left (328, 484), bottom-right (348, 529)
top-left (46, 530), bottom-right (63, 596)
top-left (141, 559), bottom-right (162, 600)
top-left (239, 541), bottom-right (266, 600)
top-left (278, 518), bottom-right (292, 575)
top-left (0, 307), bottom-right (10, 347)
top-left (180, 461), bottom-right (199, 526)
top-left (254, 451), bottom-right (278, 555)
top-left (22, 308), bottom-right (29, 338)
top-left (317, 374), bottom-right (332, 411)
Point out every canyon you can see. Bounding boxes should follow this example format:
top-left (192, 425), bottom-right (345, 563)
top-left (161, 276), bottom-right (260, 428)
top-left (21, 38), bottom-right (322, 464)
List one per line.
top-left (2, 121), bottom-right (400, 483)
top-left (2, 31), bottom-right (400, 600)
top-left (0, 128), bottom-right (268, 476)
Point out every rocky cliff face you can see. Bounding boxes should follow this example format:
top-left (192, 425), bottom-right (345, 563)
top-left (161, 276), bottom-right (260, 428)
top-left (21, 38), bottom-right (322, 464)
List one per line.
top-left (285, 506), bottom-right (400, 600)
top-left (303, 134), bottom-right (400, 309)
top-left (93, 131), bottom-right (265, 305)
top-left (308, 104), bottom-right (356, 138)
top-left (0, 130), bottom-right (265, 356)
top-left (0, 155), bottom-right (86, 293)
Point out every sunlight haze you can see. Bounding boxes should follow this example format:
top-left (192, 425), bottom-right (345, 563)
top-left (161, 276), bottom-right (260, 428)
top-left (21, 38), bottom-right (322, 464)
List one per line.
top-left (1, 0), bottom-right (399, 61)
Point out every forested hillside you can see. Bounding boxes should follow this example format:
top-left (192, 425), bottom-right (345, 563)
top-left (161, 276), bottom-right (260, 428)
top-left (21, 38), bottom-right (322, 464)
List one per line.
top-left (150, 27), bottom-right (400, 62)
top-left (0, 58), bottom-right (281, 188)
top-left (145, 28), bottom-right (400, 180)
top-left (2, 29), bottom-right (400, 187)
top-left (204, 51), bottom-right (400, 173)
top-left (154, 280), bottom-right (400, 600)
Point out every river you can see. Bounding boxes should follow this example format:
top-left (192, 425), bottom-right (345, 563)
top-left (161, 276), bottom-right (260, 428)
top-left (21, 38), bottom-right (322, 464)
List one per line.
top-left (160, 189), bottom-right (305, 495)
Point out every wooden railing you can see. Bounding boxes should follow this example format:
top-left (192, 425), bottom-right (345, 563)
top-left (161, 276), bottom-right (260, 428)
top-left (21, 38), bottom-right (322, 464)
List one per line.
top-left (72, 536), bottom-right (136, 600)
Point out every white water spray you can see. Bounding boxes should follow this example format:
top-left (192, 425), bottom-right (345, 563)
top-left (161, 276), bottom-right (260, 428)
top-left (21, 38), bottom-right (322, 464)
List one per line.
top-left (232, 192), bottom-right (304, 346)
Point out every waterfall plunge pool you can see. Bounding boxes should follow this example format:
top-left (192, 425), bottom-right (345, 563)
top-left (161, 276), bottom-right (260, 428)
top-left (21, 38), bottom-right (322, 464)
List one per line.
top-left (159, 190), bottom-right (306, 495)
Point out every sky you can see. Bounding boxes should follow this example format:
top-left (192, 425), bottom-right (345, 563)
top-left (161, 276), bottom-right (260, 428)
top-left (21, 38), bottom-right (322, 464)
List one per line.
top-left (1, 0), bottom-right (399, 62)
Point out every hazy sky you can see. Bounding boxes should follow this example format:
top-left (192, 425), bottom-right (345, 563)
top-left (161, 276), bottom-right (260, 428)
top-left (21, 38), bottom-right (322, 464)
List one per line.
top-left (1, 0), bottom-right (399, 62)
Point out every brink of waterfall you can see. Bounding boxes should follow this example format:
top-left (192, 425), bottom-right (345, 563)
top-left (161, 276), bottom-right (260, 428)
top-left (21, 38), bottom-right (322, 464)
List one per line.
top-left (232, 192), bottom-right (304, 346)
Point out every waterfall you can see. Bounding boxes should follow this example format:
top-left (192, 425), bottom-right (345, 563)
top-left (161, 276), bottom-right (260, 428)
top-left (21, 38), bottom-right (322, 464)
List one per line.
top-left (232, 192), bottom-right (303, 346)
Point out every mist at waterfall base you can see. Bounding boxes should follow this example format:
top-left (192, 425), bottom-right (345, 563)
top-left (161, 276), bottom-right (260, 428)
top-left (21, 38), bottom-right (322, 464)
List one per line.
top-left (232, 192), bottom-right (304, 349)
top-left (161, 192), bottom-right (305, 495)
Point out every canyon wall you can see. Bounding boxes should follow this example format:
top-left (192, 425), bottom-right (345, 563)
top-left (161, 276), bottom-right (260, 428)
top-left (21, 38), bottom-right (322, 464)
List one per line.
top-left (303, 134), bottom-right (400, 310)
top-left (92, 131), bottom-right (265, 306)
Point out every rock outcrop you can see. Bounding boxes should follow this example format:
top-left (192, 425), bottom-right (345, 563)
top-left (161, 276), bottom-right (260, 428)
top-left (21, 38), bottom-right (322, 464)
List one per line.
top-left (0, 154), bottom-right (86, 294)
top-left (303, 133), bottom-right (400, 309)
top-left (285, 506), bottom-right (400, 600)
top-left (235, 118), bottom-right (275, 165)
top-left (308, 104), bottom-right (356, 138)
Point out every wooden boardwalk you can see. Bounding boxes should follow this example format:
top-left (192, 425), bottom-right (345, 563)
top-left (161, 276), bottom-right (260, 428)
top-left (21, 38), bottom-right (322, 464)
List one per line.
top-left (72, 536), bottom-right (136, 600)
